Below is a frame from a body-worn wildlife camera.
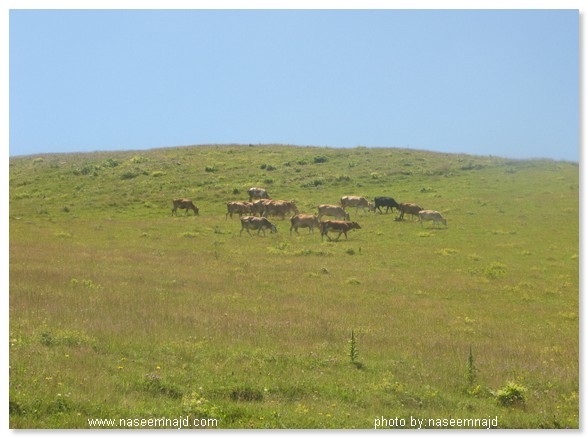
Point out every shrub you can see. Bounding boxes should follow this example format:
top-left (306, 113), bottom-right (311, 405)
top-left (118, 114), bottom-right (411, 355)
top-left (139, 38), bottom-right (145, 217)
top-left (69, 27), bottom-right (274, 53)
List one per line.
top-left (496, 382), bottom-right (527, 406)
top-left (39, 329), bottom-right (93, 347)
top-left (303, 178), bottom-right (324, 188)
top-left (78, 164), bottom-right (98, 175)
top-left (120, 171), bottom-right (138, 180)
top-left (181, 232), bottom-right (198, 238)
top-left (294, 249), bottom-right (333, 257)
top-left (229, 386), bottom-right (264, 402)
top-left (40, 331), bottom-right (55, 347)
top-left (130, 155), bottom-right (149, 164)
top-left (182, 392), bottom-right (223, 419)
top-left (46, 394), bottom-right (72, 414)
top-left (141, 374), bottom-right (182, 399)
top-left (313, 155), bottom-right (328, 164)
top-left (204, 165), bottom-right (216, 173)
top-left (101, 158), bottom-right (121, 168)
top-left (484, 262), bottom-right (507, 279)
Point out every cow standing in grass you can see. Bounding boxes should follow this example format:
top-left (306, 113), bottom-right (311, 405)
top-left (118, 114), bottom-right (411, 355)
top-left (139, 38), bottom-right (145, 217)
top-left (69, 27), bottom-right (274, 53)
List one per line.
top-left (290, 214), bottom-right (320, 235)
top-left (341, 196), bottom-right (373, 215)
top-left (318, 204), bottom-right (350, 221)
top-left (226, 201), bottom-right (253, 219)
top-left (251, 199), bottom-right (273, 216)
top-left (248, 187), bottom-right (270, 202)
top-left (397, 203), bottom-right (423, 221)
top-left (374, 196), bottom-right (400, 214)
top-left (319, 220), bottom-right (361, 241)
top-left (172, 198), bottom-right (199, 216)
top-left (239, 216), bottom-right (277, 236)
top-left (263, 200), bottom-right (299, 219)
top-left (419, 210), bottom-right (448, 228)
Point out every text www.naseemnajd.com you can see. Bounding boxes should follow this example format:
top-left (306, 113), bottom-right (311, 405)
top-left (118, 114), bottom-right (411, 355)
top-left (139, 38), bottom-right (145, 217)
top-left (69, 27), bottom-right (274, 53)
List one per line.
top-left (374, 415), bottom-right (498, 429)
top-left (87, 415), bottom-right (218, 429)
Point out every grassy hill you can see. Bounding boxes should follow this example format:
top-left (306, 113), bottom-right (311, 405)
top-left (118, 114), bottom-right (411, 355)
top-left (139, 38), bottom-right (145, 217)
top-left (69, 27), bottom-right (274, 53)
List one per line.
top-left (9, 144), bottom-right (579, 428)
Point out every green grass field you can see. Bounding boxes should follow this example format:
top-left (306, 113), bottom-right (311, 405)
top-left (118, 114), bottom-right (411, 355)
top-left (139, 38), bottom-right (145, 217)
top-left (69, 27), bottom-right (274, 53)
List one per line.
top-left (9, 144), bottom-right (578, 429)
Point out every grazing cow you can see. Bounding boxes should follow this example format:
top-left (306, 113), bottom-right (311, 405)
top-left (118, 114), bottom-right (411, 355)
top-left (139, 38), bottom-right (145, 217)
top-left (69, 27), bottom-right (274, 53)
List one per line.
top-left (290, 214), bottom-right (320, 235)
top-left (263, 200), bottom-right (299, 219)
top-left (419, 210), bottom-right (448, 228)
top-left (318, 204), bottom-right (350, 221)
top-left (319, 220), bottom-right (361, 241)
top-left (251, 199), bottom-right (273, 216)
top-left (374, 196), bottom-right (400, 214)
top-left (172, 198), bottom-right (199, 216)
top-left (248, 187), bottom-right (270, 202)
top-left (226, 201), bottom-right (253, 219)
top-left (239, 216), bottom-right (277, 236)
top-left (340, 196), bottom-right (374, 214)
top-left (397, 203), bottom-right (423, 221)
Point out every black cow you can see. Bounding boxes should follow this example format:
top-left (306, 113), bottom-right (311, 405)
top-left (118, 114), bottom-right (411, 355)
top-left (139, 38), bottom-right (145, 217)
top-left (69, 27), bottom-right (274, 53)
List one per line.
top-left (374, 197), bottom-right (400, 214)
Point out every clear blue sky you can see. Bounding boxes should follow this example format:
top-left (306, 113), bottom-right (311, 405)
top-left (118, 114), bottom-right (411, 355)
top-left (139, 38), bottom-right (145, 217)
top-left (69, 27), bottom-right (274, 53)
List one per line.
top-left (9, 9), bottom-right (579, 161)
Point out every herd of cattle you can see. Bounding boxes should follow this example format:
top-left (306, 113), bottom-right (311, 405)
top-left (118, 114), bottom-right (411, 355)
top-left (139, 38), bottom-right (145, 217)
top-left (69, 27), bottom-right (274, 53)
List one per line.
top-left (172, 186), bottom-right (447, 241)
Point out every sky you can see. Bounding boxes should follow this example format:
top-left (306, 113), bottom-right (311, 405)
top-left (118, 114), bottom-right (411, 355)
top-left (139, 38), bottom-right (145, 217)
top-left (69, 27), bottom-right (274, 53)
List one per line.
top-left (8, 6), bottom-right (580, 161)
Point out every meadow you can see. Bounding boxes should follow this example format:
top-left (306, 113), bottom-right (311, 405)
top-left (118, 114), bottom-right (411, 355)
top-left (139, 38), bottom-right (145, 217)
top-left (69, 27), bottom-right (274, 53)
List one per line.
top-left (9, 144), bottom-right (579, 428)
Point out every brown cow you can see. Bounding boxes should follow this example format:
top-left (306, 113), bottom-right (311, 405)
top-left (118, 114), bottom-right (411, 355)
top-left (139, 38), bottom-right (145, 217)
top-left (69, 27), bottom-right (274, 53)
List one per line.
top-left (239, 216), bottom-right (277, 236)
top-left (263, 200), bottom-right (299, 219)
top-left (251, 199), bottom-right (273, 216)
top-left (172, 198), bottom-right (199, 216)
top-left (340, 196), bottom-right (374, 215)
top-left (226, 201), bottom-right (253, 219)
top-left (290, 214), bottom-right (320, 235)
top-left (319, 220), bottom-right (361, 241)
top-left (397, 203), bottom-right (423, 221)
top-left (318, 204), bottom-right (350, 221)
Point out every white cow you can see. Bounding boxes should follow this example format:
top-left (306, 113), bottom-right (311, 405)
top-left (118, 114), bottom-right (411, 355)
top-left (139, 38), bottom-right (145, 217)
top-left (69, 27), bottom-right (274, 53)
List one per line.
top-left (418, 210), bottom-right (447, 228)
top-left (247, 187), bottom-right (270, 202)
